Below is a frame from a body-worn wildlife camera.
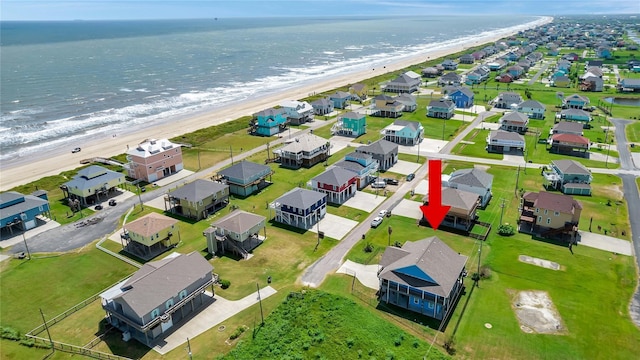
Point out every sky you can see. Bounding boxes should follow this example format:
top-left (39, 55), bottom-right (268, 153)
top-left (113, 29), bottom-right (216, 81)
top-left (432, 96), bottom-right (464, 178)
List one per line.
top-left (1, 0), bottom-right (639, 21)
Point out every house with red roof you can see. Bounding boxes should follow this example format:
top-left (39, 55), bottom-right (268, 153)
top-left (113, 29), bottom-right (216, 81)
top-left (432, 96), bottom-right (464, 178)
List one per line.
top-left (549, 133), bottom-right (590, 157)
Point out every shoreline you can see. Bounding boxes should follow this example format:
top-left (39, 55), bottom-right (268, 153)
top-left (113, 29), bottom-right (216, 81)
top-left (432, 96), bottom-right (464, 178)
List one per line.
top-left (0, 16), bottom-right (552, 191)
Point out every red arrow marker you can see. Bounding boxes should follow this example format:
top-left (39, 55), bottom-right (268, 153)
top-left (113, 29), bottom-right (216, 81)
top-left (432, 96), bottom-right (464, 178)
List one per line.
top-left (420, 159), bottom-right (451, 230)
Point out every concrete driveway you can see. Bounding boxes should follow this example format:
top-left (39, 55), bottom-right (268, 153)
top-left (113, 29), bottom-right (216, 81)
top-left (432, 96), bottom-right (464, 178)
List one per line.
top-left (342, 191), bottom-right (386, 213)
top-left (308, 213), bottom-right (359, 241)
top-left (392, 199), bottom-right (423, 220)
top-left (412, 179), bottom-right (429, 195)
top-left (398, 139), bottom-right (448, 157)
top-left (577, 231), bottom-right (633, 256)
top-left (336, 260), bottom-right (380, 289)
top-left (153, 286), bottom-right (277, 355)
top-left (387, 159), bottom-right (421, 175)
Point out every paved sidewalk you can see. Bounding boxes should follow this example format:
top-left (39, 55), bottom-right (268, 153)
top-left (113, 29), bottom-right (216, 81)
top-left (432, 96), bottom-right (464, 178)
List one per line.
top-left (154, 286), bottom-right (277, 355)
top-left (577, 231), bottom-right (633, 256)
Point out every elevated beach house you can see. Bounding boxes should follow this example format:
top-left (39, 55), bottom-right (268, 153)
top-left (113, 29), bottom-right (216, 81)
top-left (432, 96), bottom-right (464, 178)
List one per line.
top-left (378, 236), bottom-right (468, 321)
top-left (334, 152), bottom-right (379, 190)
top-left (395, 93), bottom-right (417, 112)
top-left (383, 73), bottom-right (421, 93)
top-left (383, 120), bottom-right (424, 146)
top-left (371, 94), bottom-right (404, 118)
top-left (165, 179), bottom-right (229, 220)
top-left (310, 97), bottom-right (334, 116)
top-left (355, 139), bottom-right (398, 171)
top-left (427, 98), bottom-right (455, 119)
top-left (217, 160), bottom-right (273, 197)
top-left (559, 109), bottom-right (591, 123)
top-left (310, 167), bottom-right (358, 205)
top-left (280, 100), bottom-right (314, 125)
top-left (443, 86), bottom-right (474, 108)
top-left (563, 94), bottom-right (590, 109)
top-left (349, 83), bottom-right (368, 101)
top-left (499, 111), bottom-right (529, 133)
top-left (272, 187), bottom-right (327, 230)
top-left (126, 138), bottom-right (183, 183)
top-left (494, 92), bottom-right (524, 109)
top-left (203, 209), bottom-right (266, 259)
top-left (0, 191), bottom-right (50, 233)
top-left (486, 130), bottom-right (525, 153)
top-left (516, 100), bottom-right (546, 119)
top-left (518, 191), bottom-right (582, 241)
top-left (441, 59), bottom-right (458, 70)
top-left (274, 133), bottom-right (330, 169)
top-left (61, 165), bottom-right (125, 206)
top-left (543, 159), bottom-right (592, 195)
top-left (100, 252), bottom-right (214, 347)
top-left (438, 72), bottom-right (462, 87)
top-left (443, 168), bottom-right (493, 208)
top-left (250, 107), bottom-right (288, 136)
top-left (422, 187), bottom-right (480, 232)
top-left (329, 91), bottom-right (352, 109)
top-left (331, 111), bottom-right (366, 137)
top-left (120, 212), bottom-right (179, 260)
top-left (548, 133), bottom-right (590, 157)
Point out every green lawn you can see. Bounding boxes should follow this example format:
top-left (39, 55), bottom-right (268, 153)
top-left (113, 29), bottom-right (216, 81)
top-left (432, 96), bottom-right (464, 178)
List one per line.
top-left (451, 129), bottom-right (503, 160)
top-left (220, 290), bottom-right (448, 360)
top-left (626, 120), bottom-right (640, 143)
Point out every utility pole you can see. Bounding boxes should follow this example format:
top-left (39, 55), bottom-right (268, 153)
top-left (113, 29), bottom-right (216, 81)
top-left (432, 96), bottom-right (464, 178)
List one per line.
top-left (40, 308), bottom-right (54, 353)
top-left (22, 231), bottom-right (31, 260)
top-left (476, 240), bottom-right (483, 288)
top-left (499, 198), bottom-right (506, 226)
top-left (137, 184), bottom-right (144, 210)
top-left (388, 225), bottom-right (392, 246)
top-left (186, 337), bottom-right (193, 360)
top-left (514, 165), bottom-right (521, 197)
top-left (230, 146), bottom-right (234, 165)
top-left (256, 283), bottom-right (264, 325)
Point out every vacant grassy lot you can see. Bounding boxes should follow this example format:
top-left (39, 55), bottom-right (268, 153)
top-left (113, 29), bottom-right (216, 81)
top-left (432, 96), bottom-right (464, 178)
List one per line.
top-left (452, 128), bottom-right (503, 160)
top-left (220, 290), bottom-right (448, 360)
top-left (626, 120), bottom-right (640, 143)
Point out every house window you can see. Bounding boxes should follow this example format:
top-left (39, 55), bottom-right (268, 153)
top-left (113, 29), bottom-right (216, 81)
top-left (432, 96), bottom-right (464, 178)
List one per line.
top-left (151, 308), bottom-right (160, 319)
top-left (413, 298), bottom-right (420, 305)
top-left (538, 216), bottom-right (542, 223)
top-left (427, 302), bottom-right (434, 309)
top-left (535, 208), bottom-right (539, 213)
top-left (546, 218), bottom-right (551, 224)
top-left (554, 211), bottom-right (560, 216)
top-left (544, 209), bottom-right (548, 215)
top-left (179, 290), bottom-right (188, 300)
top-left (166, 299), bottom-right (174, 310)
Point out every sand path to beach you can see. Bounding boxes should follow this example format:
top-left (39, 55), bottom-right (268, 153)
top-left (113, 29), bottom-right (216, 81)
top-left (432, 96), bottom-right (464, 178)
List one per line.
top-left (0, 17), bottom-right (551, 191)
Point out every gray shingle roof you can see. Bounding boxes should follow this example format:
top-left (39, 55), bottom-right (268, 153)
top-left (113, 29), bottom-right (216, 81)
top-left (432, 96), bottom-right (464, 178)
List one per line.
top-left (212, 209), bottom-right (265, 234)
top-left (276, 187), bottom-right (326, 209)
top-left (254, 107), bottom-right (286, 117)
top-left (379, 237), bottom-right (468, 298)
top-left (313, 167), bottom-right (356, 186)
top-left (552, 159), bottom-right (590, 175)
top-left (112, 252), bottom-right (213, 318)
top-left (490, 130), bottom-right (525, 142)
top-left (334, 160), bottom-right (365, 173)
top-left (423, 187), bottom-right (480, 212)
top-left (501, 111), bottom-right (529, 123)
top-left (393, 119), bottom-right (420, 131)
top-left (553, 121), bottom-right (583, 133)
top-left (218, 161), bottom-right (271, 181)
top-left (449, 168), bottom-right (493, 188)
top-left (356, 139), bottom-right (398, 156)
top-left (64, 165), bottom-right (124, 191)
top-left (125, 212), bottom-right (177, 237)
top-left (168, 179), bottom-right (228, 203)
top-left (0, 191), bottom-right (49, 221)
top-left (518, 100), bottom-right (545, 109)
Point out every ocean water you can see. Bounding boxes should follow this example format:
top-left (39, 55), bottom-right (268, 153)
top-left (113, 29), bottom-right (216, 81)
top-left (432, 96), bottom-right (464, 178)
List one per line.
top-left (0, 16), bottom-right (542, 163)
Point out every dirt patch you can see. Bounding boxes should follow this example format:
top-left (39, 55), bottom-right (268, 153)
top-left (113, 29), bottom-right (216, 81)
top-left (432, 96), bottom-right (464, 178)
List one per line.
top-left (474, 164), bottom-right (490, 171)
top-left (518, 255), bottom-right (561, 271)
top-left (601, 185), bottom-right (624, 201)
top-left (511, 290), bottom-right (566, 335)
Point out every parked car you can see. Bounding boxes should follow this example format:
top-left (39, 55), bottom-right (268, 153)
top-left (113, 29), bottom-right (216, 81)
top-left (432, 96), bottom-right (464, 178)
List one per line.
top-left (94, 204), bottom-right (103, 210)
top-left (371, 216), bottom-right (383, 228)
top-left (108, 199), bottom-right (117, 206)
top-left (379, 209), bottom-right (388, 217)
top-left (406, 173), bottom-right (416, 181)
top-left (384, 178), bottom-right (399, 185)
top-left (71, 147), bottom-right (81, 153)
top-left (371, 181), bottom-right (386, 189)
top-left (140, 186), bottom-right (146, 192)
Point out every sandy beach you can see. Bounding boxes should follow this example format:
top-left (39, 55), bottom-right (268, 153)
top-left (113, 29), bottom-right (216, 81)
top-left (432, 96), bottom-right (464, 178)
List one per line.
top-left (0, 17), bottom-right (552, 191)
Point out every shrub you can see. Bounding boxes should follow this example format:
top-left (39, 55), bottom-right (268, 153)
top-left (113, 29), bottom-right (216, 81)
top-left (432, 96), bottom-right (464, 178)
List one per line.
top-left (497, 224), bottom-right (515, 236)
top-left (346, 338), bottom-right (355, 348)
top-left (444, 336), bottom-right (456, 355)
top-left (480, 265), bottom-right (492, 279)
top-left (1, 326), bottom-right (21, 341)
top-left (385, 349), bottom-right (395, 360)
top-left (220, 279), bottom-right (231, 289)
top-left (358, 349), bottom-right (363, 358)
top-left (302, 342), bottom-right (310, 351)
top-left (364, 243), bottom-right (374, 253)
top-left (229, 326), bottom-right (246, 340)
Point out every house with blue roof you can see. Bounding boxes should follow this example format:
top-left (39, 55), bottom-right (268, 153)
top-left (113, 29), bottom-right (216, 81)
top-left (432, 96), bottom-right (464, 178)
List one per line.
top-left (272, 188), bottom-right (326, 230)
top-left (217, 161), bottom-right (273, 197)
top-left (378, 236), bottom-right (468, 320)
top-left (251, 107), bottom-right (288, 136)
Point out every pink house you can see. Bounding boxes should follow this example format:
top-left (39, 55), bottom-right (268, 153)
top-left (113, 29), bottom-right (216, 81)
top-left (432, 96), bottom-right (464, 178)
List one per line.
top-left (126, 139), bottom-right (183, 182)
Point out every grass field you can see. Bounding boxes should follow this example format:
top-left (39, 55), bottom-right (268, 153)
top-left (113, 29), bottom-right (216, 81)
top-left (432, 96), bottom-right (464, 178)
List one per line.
top-left (626, 120), bottom-right (640, 143)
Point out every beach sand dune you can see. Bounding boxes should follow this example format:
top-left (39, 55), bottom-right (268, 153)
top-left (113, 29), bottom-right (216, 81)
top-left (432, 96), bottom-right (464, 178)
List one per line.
top-left (0, 17), bottom-right (551, 191)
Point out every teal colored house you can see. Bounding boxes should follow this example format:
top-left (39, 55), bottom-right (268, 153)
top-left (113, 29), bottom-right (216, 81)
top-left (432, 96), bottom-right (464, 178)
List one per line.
top-left (596, 46), bottom-right (612, 59)
top-left (543, 159), bottom-right (592, 195)
top-left (560, 109), bottom-right (591, 123)
top-left (335, 152), bottom-right (379, 189)
top-left (329, 91), bottom-right (352, 109)
top-left (383, 119), bottom-right (423, 146)
top-left (331, 112), bottom-right (366, 137)
top-left (563, 94), bottom-right (590, 109)
top-left (378, 236), bottom-right (468, 321)
top-left (427, 98), bottom-right (455, 119)
top-left (251, 108), bottom-right (288, 136)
